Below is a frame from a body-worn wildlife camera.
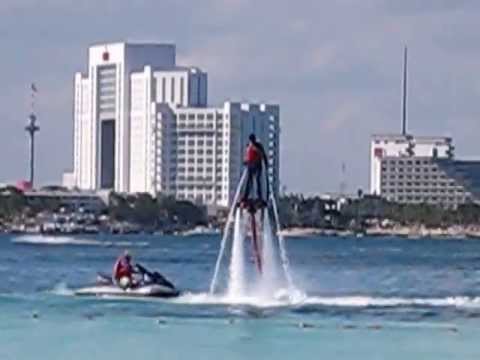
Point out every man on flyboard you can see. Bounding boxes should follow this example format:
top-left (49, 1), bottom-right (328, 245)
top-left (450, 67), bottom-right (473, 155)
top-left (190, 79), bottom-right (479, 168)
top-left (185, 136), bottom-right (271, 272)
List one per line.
top-left (241, 133), bottom-right (269, 209)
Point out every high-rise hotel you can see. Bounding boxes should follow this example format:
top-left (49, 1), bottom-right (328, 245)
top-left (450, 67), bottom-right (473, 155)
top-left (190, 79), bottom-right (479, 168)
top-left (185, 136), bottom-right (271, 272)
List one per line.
top-left (67, 42), bottom-right (280, 207)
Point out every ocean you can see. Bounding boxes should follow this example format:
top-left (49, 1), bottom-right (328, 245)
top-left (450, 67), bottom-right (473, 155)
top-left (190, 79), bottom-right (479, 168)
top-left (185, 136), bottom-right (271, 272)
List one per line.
top-left (1, 233), bottom-right (480, 359)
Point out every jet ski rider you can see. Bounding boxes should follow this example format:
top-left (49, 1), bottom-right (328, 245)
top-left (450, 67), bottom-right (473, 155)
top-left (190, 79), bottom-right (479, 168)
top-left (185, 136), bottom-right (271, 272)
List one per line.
top-left (113, 250), bottom-right (136, 289)
top-left (242, 133), bottom-right (269, 204)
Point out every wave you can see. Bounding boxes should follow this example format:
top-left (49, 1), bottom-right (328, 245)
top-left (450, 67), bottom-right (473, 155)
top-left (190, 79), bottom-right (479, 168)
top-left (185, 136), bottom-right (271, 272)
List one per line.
top-left (12, 235), bottom-right (149, 248)
top-left (173, 292), bottom-right (480, 309)
top-left (50, 282), bottom-right (75, 296)
top-left (48, 283), bottom-right (480, 310)
top-left (302, 295), bottom-right (480, 308)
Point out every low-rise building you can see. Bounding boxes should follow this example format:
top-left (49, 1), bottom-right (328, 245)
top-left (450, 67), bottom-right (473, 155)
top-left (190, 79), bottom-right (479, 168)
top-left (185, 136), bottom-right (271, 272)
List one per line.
top-left (24, 189), bottom-right (107, 214)
top-left (370, 134), bottom-right (480, 207)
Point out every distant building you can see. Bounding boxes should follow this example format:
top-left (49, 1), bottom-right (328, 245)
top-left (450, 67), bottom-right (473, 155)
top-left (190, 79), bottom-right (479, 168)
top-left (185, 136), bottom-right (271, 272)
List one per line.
top-left (62, 172), bottom-right (75, 189)
top-left (16, 180), bottom-right (33, 192)
top-left (370, 134), bottom-right (479, 207)
top-left (130, 101), bottom-right (279, 207)
top-left (69, 42), bottom-right (280, 207)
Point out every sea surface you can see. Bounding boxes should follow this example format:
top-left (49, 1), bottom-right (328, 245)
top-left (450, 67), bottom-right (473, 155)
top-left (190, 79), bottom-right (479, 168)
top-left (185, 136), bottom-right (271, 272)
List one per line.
top-left (1, 233), bottom-right (480, 359)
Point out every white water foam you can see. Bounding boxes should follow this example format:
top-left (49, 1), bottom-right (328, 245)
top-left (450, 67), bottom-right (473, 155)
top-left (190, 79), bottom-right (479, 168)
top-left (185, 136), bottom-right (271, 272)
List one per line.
top-left (13, 235), bottom-right (101, 246)
top-left (174, 292), bottom-right (480, 309)
top-left (12, 235), bottom-right (149, 248)
top-left (302, 295), bottom-right (480, 308)
top-left (255, 213), bottom-right (284, 299)
top-left (270, 194), bottom-right (295, 293)
top-left (210, 186), bottom-right (298, 302)
top-left (227, 210), bottom-right (247, 298)
top-left (210, 170), bottom-right (247, 293)
top-left (50, 282), bottom-right (75, 296)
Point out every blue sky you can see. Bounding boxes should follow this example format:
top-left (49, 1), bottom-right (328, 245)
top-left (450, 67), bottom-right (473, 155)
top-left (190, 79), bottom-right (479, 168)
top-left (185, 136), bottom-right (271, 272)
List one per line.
top-left (1, 0), bottom-right (480, 194)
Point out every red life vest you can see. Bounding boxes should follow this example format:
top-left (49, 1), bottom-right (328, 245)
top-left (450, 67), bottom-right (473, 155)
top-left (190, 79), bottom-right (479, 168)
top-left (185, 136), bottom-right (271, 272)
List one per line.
top-left (245, 144), bottom-right (262, 165)
top-left (113, 256), bottom-right (133, 280)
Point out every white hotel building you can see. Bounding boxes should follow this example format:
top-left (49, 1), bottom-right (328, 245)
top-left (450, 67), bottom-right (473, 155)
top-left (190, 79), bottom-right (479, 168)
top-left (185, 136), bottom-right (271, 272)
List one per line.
top-left (369, 134), bottom-right (480, 207)
top-left (69, 42), bottom-right (280, 207)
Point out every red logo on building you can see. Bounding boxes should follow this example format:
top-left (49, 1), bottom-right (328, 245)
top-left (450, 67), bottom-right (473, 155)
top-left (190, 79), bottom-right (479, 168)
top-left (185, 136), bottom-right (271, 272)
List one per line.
top-left (102, 51), bottom-right (110, 61)
top-left (374, 148), bottom-right (384, 158)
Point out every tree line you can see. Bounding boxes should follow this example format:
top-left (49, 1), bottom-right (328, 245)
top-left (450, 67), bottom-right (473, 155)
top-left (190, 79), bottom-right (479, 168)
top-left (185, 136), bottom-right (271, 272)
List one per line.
top-left (279, 194), bottom-right (480, 229)
top-left (2, 186), bottom-right (480, 230)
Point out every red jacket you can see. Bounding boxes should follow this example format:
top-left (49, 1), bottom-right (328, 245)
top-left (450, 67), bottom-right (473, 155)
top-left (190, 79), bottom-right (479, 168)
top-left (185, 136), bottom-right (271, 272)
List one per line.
top-left (113, 256), bottom-right (133, 280)
top-left (245, 144), bottom-right (262, 165)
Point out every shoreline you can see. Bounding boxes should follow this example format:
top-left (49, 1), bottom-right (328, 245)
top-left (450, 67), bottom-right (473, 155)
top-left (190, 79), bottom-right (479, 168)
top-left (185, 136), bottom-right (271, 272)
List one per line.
top-left (279, 225), bottom-right (480, 239)
top-left (3, 225), bottom-right (480, 240)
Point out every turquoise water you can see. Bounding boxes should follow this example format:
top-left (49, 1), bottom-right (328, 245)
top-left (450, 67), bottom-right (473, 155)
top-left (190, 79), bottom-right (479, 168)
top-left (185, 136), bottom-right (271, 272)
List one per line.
top-left (2, 234), bottom-right (480, 359)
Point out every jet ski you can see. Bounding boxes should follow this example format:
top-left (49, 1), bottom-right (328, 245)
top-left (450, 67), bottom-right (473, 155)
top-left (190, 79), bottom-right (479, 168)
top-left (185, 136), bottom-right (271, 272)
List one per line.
top-left (75, 264), bottom-right (180, 298)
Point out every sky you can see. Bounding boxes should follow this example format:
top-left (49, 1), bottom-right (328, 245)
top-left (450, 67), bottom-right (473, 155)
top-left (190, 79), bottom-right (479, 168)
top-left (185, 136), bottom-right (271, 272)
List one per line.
top-left (1, 0), bottom-right (480, 194)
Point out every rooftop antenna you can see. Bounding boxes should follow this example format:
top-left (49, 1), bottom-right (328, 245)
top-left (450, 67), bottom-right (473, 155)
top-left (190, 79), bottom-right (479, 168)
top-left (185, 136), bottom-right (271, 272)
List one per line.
top-left (339, 162), bottom-right (347, 196)
top-left (25, 83), bottom-right (40, 187)
top-left (402, 46), bottom-right (408, 136)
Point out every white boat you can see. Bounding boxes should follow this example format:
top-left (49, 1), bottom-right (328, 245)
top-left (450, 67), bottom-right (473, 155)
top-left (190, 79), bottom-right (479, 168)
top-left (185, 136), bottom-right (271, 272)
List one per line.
top-left (182, 226), bottom-right (220, 236)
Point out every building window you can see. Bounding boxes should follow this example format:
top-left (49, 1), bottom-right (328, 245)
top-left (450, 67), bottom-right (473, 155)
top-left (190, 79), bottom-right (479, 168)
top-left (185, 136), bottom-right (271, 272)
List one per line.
top-left (180, 77), bottom-right (184, 105)
top-left (159, 77), bottom-right (166, 103)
